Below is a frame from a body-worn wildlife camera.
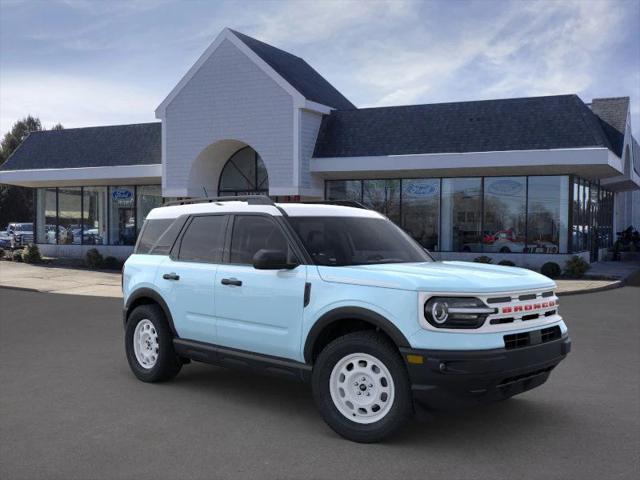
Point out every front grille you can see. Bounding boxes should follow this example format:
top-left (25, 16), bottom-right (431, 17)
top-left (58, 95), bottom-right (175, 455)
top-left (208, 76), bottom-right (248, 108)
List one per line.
top-left (518, 293), bottom-right (537, 301)
top-left (504, 326), bottom-right (562, 350)
top-left (487, 296), bottom-right (512, 304)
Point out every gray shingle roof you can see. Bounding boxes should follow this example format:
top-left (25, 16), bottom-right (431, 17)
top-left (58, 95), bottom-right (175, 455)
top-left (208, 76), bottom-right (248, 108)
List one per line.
top-left (0, 122), bottom-right (161, 171)
top-left (230, 29), bottom-right (355, 111)
top-left (313, 94), bottom-right (615, 158)
top-left (590, 97), bottom-right (629, 157)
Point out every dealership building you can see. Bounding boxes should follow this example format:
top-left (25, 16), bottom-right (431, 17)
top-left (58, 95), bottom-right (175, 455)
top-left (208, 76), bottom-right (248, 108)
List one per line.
top-left (1, 28), bottom-right (639, 266)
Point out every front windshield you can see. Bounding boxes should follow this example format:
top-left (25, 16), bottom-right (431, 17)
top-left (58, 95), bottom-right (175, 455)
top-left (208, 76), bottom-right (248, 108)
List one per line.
top-left (288, 216), bottom-right (432, 266)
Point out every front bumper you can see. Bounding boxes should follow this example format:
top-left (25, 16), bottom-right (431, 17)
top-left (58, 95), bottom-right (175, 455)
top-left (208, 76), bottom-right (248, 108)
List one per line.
top-left (400, 334), bottom-right (571, 410)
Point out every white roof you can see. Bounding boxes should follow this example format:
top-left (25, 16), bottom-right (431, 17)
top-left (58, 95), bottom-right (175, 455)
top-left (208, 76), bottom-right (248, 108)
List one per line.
top-left (146, 201), bottom-right (383, 220)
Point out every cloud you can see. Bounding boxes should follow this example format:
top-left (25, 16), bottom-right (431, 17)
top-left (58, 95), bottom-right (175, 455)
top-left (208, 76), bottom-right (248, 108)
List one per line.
top-left (347, 0), bottom-right (627, 108)
top-left (0, 72), bottom-right (158, 132)
top-left (249, 0), bottom-right (411, 46)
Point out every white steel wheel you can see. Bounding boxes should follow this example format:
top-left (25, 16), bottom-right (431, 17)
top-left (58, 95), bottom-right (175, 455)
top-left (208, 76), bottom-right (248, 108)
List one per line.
top-left (133, 319), bottom-right (159, 369)
top-left (329, 352), bottom-right (395, 424)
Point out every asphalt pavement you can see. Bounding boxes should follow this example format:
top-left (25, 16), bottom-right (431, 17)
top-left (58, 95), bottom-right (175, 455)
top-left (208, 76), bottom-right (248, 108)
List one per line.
top-left (0, 285), bottom-right (638, 480)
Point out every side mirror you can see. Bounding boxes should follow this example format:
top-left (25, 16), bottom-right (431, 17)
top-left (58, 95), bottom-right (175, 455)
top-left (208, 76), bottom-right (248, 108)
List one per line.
top-left (252, 249), bottom-right (298, 270)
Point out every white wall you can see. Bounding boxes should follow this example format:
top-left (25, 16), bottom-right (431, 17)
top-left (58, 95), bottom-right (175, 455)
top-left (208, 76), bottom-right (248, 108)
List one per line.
top-left (298, 109), bottom-right (324, 196)
top-left (162, 39), bottom-right (294, 197)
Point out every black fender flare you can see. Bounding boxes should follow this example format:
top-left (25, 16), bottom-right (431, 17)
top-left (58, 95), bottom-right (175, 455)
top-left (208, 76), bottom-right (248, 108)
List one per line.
top-left (303, 307), bottom-right (410, 363)
top-left (124, 287), bottom-right (179, 338)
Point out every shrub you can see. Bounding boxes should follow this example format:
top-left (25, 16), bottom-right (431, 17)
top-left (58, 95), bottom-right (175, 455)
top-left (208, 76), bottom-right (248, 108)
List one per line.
top-left (498, 259), bottom-right (516, 267)
top-left (85, 248), bottom-right (103, 269)
top-left (541, 262), bottom-right (561, 279)
top-left (564, 256), bottom-right (590, 278)
top-left (12, 250), bottom-right (23, 262)
top-left (102, 256), bottom-right (121, 270)
top-left (21, 244), bottom-right (42, 264)
top-left (473, 256), bottom-right (493, 264)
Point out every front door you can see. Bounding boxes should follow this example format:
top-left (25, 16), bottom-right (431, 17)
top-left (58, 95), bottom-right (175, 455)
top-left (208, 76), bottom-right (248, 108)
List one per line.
top-left (215, 214), bottom-right (307, 360)
top-left (156, 215), bottom-right (228, 344)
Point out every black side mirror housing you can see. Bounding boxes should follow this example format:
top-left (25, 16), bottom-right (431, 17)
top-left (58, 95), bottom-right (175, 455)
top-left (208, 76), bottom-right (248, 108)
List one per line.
top-left (252, 249), bottom-right (298, 270)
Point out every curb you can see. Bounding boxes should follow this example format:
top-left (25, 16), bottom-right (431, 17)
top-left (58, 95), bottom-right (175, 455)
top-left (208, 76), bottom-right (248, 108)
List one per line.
top-left (556, 279), bottom-right (624, 297)
top-left (0, 284), bottom-right (42, 293)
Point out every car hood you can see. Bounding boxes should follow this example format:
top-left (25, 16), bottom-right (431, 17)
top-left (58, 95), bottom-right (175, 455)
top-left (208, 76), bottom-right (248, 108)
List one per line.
top-left (316, 261), bottom-right (556, 293)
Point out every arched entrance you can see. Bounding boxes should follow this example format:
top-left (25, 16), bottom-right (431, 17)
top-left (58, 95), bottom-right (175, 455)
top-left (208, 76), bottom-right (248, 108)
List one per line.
top-left (217, 146), bottom-right (269, 196)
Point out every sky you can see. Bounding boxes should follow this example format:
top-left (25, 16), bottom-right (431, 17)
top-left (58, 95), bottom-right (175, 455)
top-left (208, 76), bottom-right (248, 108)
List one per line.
top-left (1, 0), bottom-right (639, 137)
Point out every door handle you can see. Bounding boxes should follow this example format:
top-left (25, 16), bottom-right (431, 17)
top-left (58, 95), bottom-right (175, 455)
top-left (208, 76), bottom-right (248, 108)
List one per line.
top-left (162, 273), bottom-right (180, 281)
top-left (221, 278), bottom-right (242, 287)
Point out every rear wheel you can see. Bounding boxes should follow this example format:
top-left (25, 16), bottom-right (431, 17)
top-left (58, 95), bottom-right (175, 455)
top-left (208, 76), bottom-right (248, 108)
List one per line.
top-left (125, 304), bottom-right (182, 382)
top-left (312, 331), bottom-right (413, 443)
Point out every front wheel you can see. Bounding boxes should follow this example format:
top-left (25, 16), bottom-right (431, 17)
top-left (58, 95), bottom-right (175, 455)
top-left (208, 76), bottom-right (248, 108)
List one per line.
top-left (125, 304), bottom-right (182, 382)
top-left (312, 331), bottom-right (413, 443)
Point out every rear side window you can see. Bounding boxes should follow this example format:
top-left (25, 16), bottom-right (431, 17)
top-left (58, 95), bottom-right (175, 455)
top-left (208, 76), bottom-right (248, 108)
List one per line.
top-left (136, 219), bottom-right (174, 254)
top-left (178, 215), bottom-right (228, 263)
top-left (229, 215), bottom-right (290, 264)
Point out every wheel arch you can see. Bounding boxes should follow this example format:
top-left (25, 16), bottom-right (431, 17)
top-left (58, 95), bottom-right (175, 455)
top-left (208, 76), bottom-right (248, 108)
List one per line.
top-left (304, 307), bottom-right (410, 364)
top-left (125, 288), bottom-right (178, 338)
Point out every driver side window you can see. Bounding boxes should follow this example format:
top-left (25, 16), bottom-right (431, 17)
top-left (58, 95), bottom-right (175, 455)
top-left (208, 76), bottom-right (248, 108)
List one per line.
top-left (229, 215), bottom-right (292, 265)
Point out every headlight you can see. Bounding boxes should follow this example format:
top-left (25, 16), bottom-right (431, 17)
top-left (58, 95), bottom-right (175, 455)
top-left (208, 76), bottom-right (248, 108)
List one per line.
top-left (424, 297), bottom-right (495, 329)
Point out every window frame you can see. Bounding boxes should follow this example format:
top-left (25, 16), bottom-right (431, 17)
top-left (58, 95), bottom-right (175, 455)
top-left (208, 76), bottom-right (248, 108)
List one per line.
top-left (170, 213), bottom-right (230, 264)
top-left (224, 213), bottom-right (306, 267)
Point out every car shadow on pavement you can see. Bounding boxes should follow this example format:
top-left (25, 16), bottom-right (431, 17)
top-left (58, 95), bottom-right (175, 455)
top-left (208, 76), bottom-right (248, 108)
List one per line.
top-left (161, 361), bottom-right (571, 445)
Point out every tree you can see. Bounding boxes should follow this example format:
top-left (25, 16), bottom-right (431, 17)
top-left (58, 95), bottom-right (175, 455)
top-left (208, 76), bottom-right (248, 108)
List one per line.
top-left (0, 116), bottom-right (63, 227)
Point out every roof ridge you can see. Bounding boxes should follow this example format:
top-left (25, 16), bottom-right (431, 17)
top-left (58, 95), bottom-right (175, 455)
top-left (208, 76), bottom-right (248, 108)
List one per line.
top-left (569, 95), bottom-right (613, 151)
top-left (344, 94), bottom-right (578, 112)
top-left (228, 29), bottom-right (304, 61)
top-left (29, 122), bottom-right (160, 134)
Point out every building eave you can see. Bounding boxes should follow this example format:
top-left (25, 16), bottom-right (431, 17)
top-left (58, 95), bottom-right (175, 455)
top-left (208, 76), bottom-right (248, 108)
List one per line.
top-left (0, 164), bottom-right (162, 188)
top-left (311, 147), bottom-right (629, 184)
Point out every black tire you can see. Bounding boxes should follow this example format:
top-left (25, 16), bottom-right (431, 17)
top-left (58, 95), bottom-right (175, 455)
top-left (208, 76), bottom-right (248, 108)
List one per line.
top-left (311, 331), bottom-right (413, 443)
top-left (125, 304), bottom-right (182, 382)
top-left (499, 247), bottom-right (511, 253)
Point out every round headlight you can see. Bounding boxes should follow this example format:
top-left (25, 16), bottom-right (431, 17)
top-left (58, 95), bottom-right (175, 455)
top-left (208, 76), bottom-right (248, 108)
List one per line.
top-left (424, 296), bottom-right (494, 329)
top-left (430, 300), bottom-right (449, 324)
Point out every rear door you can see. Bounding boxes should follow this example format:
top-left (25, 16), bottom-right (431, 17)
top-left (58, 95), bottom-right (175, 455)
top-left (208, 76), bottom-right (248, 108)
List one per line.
top-left (156, 214), bottom-right (228, 344)
top-left (214, 214), bottom-right (307, 360)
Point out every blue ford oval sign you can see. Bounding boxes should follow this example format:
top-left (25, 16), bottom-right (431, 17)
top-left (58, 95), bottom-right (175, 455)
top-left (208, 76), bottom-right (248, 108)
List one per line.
top-left (488, 179), bottom-right (523, 196)
top-left (406, 182), bottom-right (438, 197)
top-left (112, 189), bottom-right (133, 200)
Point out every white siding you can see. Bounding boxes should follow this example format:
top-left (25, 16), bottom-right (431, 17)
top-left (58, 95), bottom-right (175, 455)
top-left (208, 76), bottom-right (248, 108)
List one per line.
top-left (163, 39), bottom-right (294, 196)
top-left (299, 109), bottom-right (324, 195)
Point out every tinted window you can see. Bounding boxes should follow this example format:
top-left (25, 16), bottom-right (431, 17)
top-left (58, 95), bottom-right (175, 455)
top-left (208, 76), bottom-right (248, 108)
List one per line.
top-left (136, 219), bottom-right (174, 254)
top-left (289, 216), bottom-right (431, 266)
top-left (178, 215), bottom-right (227, 263)
top-left (230, 216), bottom-right (290, 264)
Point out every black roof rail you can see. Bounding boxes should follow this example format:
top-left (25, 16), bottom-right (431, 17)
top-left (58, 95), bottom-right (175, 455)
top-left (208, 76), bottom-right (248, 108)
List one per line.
top-left (163, 195), bottom-right (275, 207)
top-left (301, 200), bottom-right (369, 209)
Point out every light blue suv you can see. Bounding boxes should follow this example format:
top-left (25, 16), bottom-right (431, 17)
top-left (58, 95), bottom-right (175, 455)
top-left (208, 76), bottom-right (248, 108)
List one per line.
top-left (122, 196), bottom-right (570, 442)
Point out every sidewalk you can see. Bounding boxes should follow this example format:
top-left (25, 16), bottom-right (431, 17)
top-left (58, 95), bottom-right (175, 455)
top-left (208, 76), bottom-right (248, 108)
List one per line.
top-left (1, 260), bottom-right (638, 299)
top-left (0, 261), bottom-right (122, 298)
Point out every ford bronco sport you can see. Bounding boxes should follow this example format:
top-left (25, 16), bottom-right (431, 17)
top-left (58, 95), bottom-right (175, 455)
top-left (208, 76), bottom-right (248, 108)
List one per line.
top-left (122, 196), bottom-right (570, 443)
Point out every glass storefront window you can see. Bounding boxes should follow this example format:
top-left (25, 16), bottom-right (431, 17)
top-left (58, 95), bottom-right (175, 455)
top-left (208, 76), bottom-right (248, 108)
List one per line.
top-left (483, 177), bottom-right (526, 253)
top-left (441, 178), bottom-right (482, 252)
top-left (109, 186), bottom-right (136, 245)
top-left (526, 176), bottom-right (569, 254)
top-left (402, 179), bottom-right (439, 250)
top-left (57, 188), bottom-right (82, 245)
top-left (326, 180), bottom-right (362, 203)
top-left (36, 188), bottom-right (57, 244)
top-left (83, 187), bottom-right (107, 245)
top-left (362, 180), bottom-right (400, 224)
top-left (137, 185), bottom-right (163, 232)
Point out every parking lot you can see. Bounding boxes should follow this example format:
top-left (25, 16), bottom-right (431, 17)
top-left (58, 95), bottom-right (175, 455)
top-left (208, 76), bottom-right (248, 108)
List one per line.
top-left (1, 285), bottom-right (638, 480)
